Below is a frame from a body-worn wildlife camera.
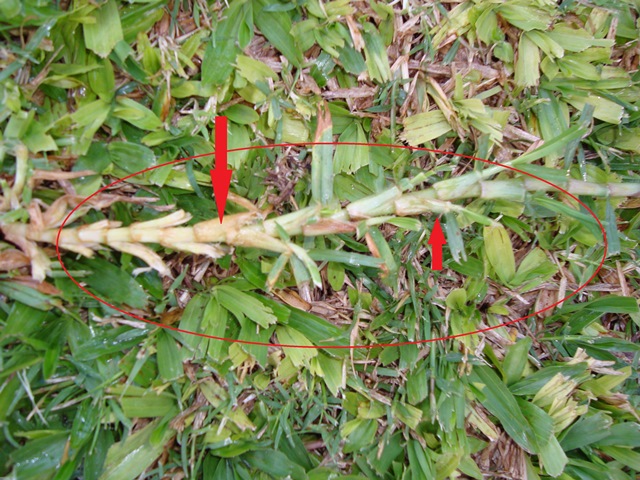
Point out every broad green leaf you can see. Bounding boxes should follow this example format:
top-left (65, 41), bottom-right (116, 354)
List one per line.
top-left (21, 118), bottom-right (57, 153)
top-left (253, 0), bottom-right (303, 67)
top-left (406, 362), bottom-right (429, 405)
top-left (9, 432), bottom-right (68, 479)
top-left (0, 281), bottom-right (62, 311)
top-left (216, 285), bottom-right (277, 328)
top-left (242, 449), bottom-right (307, 479)
top-left (581, 366), bottom-right (631, 397)
top-left (367, 227), bottom-right (398, 280)
top-left (202, 1), bottom-right (243, 85)
top-left (289, 243), bottom-right (323, 288)
top-left (560, 412), bottom-right (612, 451)
top-left (120, 392), bottom-right (177, 418)
top-left (316, 353), bottom-right (344, 395)
top-left (69, 98), bottom-right (112, 127)
top-left (276, 326), bottom-right (317, 366)
top-left (598, 446), bottom-right (640, 471)
top-left (515, 33), bottom-right (540, 87)
top-left (88, 55), bottom-right (116, 101)
top-left (156, 330), bottom-right (183, 381)
top-left (235, 55), bottom-right (278, 85)
top-left (407, 438), bottom-right (435, 479)
top-left (526, 30), bottom-right (564, 59)
top-left (392, 401), bottom-right (422, 430)
top-left (519, 400), bottom-right (566, 476)
top-left (72, 326), bottom-right (149, 362)
top-left (83, 0), bottom-right (123, 58)
top-left (469, 366), bottom-right (539, 453)
top-left (475, 8), bottom-right (503, 45)
top-left (559, 295), bottom-right (639, 314)
top-left (99, 420), bottom-right (174, 480)
top-left (2, 303), bottom-right (51, 338)
top-left (0, 0), bottom-right (20, 18)
top-left (546, 24), bottom-right (614, 52)
top-left (362, 22), bottom-right (391, 83)
top-left (534, 89), bottom-right (569, 164)
top-left (515, 123), bottom-right (587, 165)
top-left (311, 107), bottom-right (334, 206)
top-left (402, 110), bottom-right (452, 146)
top-left (120, 1), bottom-right (165, 43)
top-left (113, 97), bottom-right (162, 130)
top-left (70, 256), bottom-right (148, 309)
top-left (564, 94), bottom-right (624, 125)
top-left (287, 308), bottom-right (354, 352)
top-left (237, 316), bottom-right (272, 366)
top-left (594, 423), bottom-right (640, 448)
top-left (204, 296), bottom-right (230, 361)
top-left (326, 262), bottom-right (345, 291)
top-left (497, 2), bottom-right (553, 31)
top-left (171, 80), bottom-right (217, 98)
top-left (512, 248), bottom-right (558, 291)
top-left (342, 418), bottom-right (377, 454)
top-left (228, 122), bottom-right (251, 168)
top-left (446, 288), bottom-right (467, 311)
top-left (503, 337), bottom-right (532, 385)
top-left (366, 432), bottom-right (404, 476)
top-left (443, 212), bottom-right (467, 264)
top-left (604, 197), bottom-right (621, 255)
top-left (223, 103), bottom-right (259, 125)
top-left (334, 122), bottom-right (369, 174)
top-left (510, 364), bottom-right (588, 396)
top-left (435, 451), bottom-right (463, 480)
top-left (605, 127), bottom-right (640, 153)
top-left (281, 112), bottom-right (310, 142)
top-left (537, 432), bottom-right (567, 477)
top-left (338, 45), bottom-right (366, 75)
top-left (483, 225), bottom-right (516, 283)
top-left (108, 141), bottom-right (156, 174)
top-left (178, 293), bottom-right (209, 354)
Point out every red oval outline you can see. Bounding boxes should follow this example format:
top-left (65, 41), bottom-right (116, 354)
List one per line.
top-left (56, 142), bottom-right (607, 349)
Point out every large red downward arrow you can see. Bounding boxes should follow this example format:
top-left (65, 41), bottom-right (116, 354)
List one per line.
top-left (210, 116), bottom-right (232, 223)
top-left (427, 218), bottom-right (446, 271)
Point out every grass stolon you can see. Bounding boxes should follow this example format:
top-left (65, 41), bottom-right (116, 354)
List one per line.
top-left (5, 157), bottom-right (639, 281)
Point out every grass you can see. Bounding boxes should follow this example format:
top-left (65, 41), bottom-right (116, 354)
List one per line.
top-left (1, 0), bottom-right (640, 479)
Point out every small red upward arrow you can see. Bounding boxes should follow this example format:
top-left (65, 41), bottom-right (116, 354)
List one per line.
top-left (210, 116), bottom-right (232, 223)
top-left (427, 218), bottom-right (446, 271)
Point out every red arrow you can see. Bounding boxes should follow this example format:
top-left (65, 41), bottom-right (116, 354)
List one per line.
top-left (210, 116), bottom-right (232, 223)
top-left (427, 217), bottom-right (446, 271)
